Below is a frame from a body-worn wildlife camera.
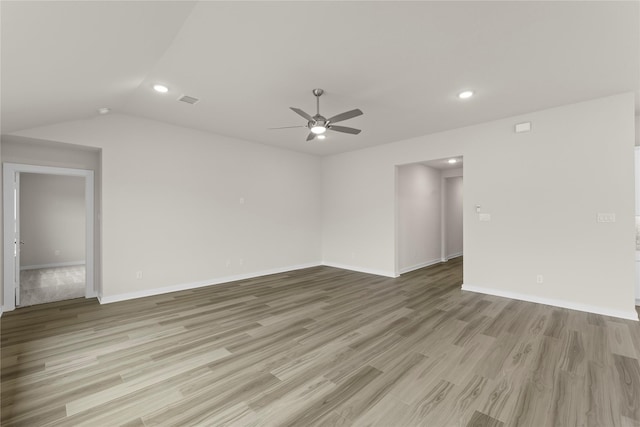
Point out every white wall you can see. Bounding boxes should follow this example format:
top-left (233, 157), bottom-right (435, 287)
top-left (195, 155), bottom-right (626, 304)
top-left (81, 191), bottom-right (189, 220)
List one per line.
top-left (20, 173), bottom-right (85, 268)
top-left (445, 176), bottom-right (463, 258)
top-left (322, 93), bottom-right (637, 319)
top-left (5, 94), bottom-right (636, 319)
top-left (10, 114), bottom-right (321, 300)
top-left (397, 164), bottom-right (441, 273)
top-left (441, 167), bottom-right (463, 179)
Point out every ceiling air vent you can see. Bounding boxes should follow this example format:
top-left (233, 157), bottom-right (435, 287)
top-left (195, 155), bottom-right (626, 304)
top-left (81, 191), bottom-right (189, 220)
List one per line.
top-left (178, 95), bottom-right (200, 105)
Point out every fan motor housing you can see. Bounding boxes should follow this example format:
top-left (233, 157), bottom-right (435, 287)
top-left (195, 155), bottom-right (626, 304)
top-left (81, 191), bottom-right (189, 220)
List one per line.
top-left (308, 116), bottom-right (327, 128)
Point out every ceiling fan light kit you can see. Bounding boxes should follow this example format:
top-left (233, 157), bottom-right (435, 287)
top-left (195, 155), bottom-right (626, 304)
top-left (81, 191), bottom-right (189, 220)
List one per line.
top-left (277, 88), bottom-right (363, 142)
top-left (310, 125), bottom-right (327, 134)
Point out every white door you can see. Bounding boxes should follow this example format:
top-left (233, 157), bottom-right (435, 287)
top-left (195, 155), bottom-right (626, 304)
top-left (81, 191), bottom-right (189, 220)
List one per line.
top-left (12, 173), bottom-right (21, 306)
top-left (636, 147), bottom-right (640, 305)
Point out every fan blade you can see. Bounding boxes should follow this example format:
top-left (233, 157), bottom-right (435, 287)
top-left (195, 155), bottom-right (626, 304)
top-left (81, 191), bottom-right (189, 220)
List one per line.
top-left (328, 125), bottom-right (361, 135)
top-left (328, 108), bottom-right (363, 124)
top-left (290, 107), bottom-right (313, 122)
top-left (268, 125), bottom-right (306, 130)
top-left (306, 133), bottom-right (316, 141)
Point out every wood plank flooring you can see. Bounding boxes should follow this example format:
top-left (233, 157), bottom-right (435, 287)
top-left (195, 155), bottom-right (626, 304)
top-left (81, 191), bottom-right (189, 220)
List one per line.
top-left (2, 258), bottom-right (640, 426)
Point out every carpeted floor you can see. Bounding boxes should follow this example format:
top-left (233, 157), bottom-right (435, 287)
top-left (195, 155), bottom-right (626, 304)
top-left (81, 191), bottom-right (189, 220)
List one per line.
top-left (19, 265), bottom-right (86, 306)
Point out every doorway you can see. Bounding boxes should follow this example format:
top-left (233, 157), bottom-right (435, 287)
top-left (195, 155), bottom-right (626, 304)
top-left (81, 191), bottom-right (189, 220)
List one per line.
top-left (442, 175), bottom-right (463, 262)
top-left (396, 156), bottom-right (463, 275)
top-left (3, 164), bottom-right (94, 310)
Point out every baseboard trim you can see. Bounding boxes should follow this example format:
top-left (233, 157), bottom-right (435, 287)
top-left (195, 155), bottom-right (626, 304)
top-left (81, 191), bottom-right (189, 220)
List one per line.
top-left (98, 262), bottom-right (322, 304)
top-left (462, 284), bottom-right (639, 321)
top-left (399, 258), bottom-right (442, 274)
top-left (321, 262), bottom-right (398, 278)
top-left (21, 261), bottom-right (85, 271)
top-left (636, 298), bottom-right (640, 307)
top-left (0, 306), bottom-right (3, 317)
top-left (446, 252), bottom-right (463, 260)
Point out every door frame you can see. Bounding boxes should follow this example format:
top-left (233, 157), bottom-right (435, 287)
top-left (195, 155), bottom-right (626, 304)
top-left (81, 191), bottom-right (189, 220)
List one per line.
top-left (3, 163), bottom-right (95, 311)
top-left (441, 174), bottom-right (464, 262)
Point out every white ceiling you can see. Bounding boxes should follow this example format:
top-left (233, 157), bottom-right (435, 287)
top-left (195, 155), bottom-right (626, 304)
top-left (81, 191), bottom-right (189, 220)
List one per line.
top-left (422, 157), bottom-right (463, 171)
top-left (2, 1), bottom-right (638, 156)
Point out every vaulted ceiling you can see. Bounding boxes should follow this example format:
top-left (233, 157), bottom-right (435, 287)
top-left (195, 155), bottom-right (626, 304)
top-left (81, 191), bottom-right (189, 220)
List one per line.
top-left (2, 1), bottom-right (638, 156)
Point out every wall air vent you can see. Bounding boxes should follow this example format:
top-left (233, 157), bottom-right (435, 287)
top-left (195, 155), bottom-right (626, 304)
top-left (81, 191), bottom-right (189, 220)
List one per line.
top-left (178, 95), bottom-right (200, 105)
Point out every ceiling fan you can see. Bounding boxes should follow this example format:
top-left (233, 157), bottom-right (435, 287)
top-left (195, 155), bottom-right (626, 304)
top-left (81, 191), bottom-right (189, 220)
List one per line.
top-left (271, 89), bottom-right (363, 141)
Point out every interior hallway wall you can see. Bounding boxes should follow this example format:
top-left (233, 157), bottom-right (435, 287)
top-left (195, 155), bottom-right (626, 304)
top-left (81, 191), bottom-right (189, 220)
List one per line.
top-left (397, 163), bottom-right (441, 273)
top-left (444, 176), bottom-right (463, 259)
top-left (20, 173), bottom-right (85, 269)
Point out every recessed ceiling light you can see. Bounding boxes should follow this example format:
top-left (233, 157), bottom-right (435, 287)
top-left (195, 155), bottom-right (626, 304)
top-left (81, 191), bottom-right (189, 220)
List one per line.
top-left (153, 84), bottom-right (169, 93)
top-left (458, 90), bottom-right (474, 99)
top-left (317, 134), bottom-right (326, 140)
top-left (448, 159), bottom-right (457, 164)
top-left (97, 107), bottom-right (110, 115)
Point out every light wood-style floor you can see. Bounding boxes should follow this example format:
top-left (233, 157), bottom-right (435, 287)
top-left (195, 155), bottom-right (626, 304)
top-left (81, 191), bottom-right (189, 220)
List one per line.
top-left (2, 258), bottom-right (639, 426)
